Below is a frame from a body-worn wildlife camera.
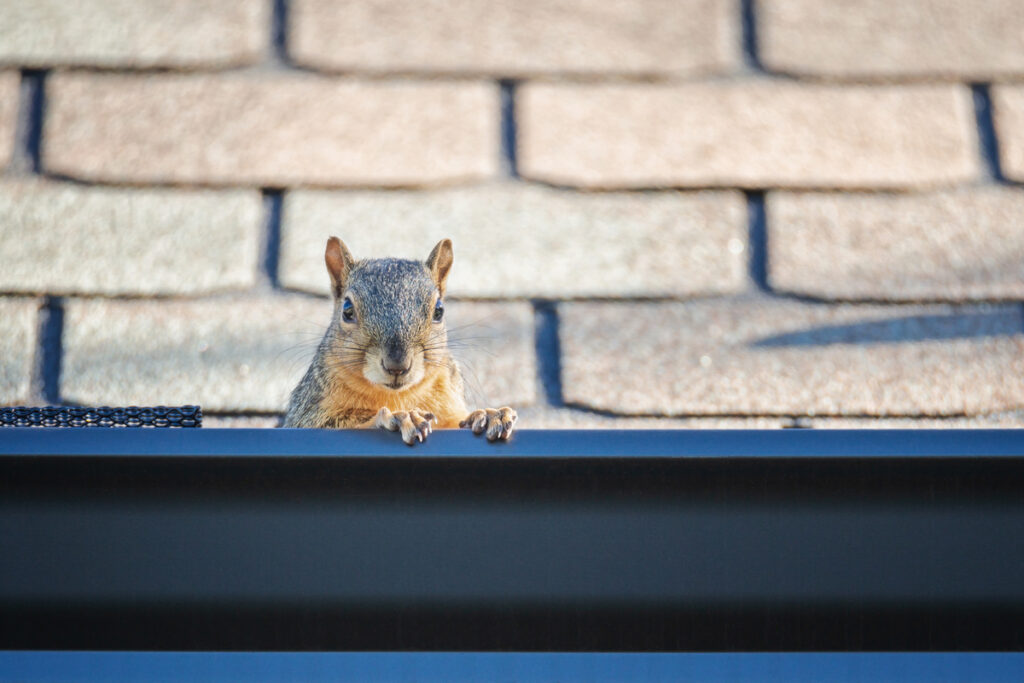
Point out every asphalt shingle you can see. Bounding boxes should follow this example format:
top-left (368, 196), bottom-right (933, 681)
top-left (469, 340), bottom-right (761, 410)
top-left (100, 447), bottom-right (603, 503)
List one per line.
top-left (993, 86), bottom-right (1024, 183)
top-left (61, 298), bottom-right (534, 413)
top-left (516, 406), bottom-right (786, 429)
top-left (0, 1), bottom-right (1019, 432)
top-left (0, 71), bottom-right (17, 170)
top-left (559, 297), bottom-right (1024, 416)
top-left (289, 0), bottom-right (738, 77)
top-left (767, 188), bottom-right (1024, 301)
top-left (518, 82), bottom-right (978, 190)
top-left (61, 296), bottom-right (331, 412)
top-left (760, 0), bottom-right (1024, 80)
top-left (202, 415), bottom-right (283, 428)
top-left (280, 184), bottom-right (748, 299)
top-left (0, 180), bottom-right (261, 296)
top-left (43, 73), bottom-right (499, 187)
top-left (0, 0), bottom-right (268, 69)
top-left (447, 302), bottom-right (537, 409)
top-left (0, 298), bottom-right (38, 405)
top-left (807, 414), bottom-right (1024, 429)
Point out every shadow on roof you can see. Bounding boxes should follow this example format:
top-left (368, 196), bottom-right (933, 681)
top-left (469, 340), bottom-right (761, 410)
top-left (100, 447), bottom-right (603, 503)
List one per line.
top-left (751, 310), bottom-right (1020, 348)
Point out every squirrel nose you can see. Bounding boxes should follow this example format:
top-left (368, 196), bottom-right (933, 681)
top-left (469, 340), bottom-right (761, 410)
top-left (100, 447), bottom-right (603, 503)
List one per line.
top-left (381, 356), bottom-right (411, 377)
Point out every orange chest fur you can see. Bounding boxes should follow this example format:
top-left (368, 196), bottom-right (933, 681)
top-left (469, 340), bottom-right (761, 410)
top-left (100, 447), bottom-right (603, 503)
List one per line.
top-left (319, 367), bottom-right (466, 428)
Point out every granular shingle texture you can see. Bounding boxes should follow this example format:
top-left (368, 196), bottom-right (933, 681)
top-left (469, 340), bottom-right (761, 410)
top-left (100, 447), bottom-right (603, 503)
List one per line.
top-left (518, 82), bottom-right (978, 189)
top-left (516, 406), bottom-right (785, 429)
top-left (0, 71), bottom-right (17, 170)
top-left (203, 415), bottom-right (283, 428)
top-left (808, 414), bottom-right (1024, 429)
top-left (760, 0), bottom-right (1024, 80)
top-left (280, 184), bottom-right (747, 298)
top-left (0, 0), bottom-right (268, 69)
top-left (994, 86), bottom-right (1024, 183)
top-left (559, 298), bottom-right (1024, 416)
top-left (0, 181), bottom-right (261, 295)
top-left (44, 73), bottom-right (499, 187)
top-left (61, 296), bottom-right (333, 412)
top-left (768, 188), bottom-right (1024, 301)
top-left (289, 0), bottom-right (738, 77)
top-left (61, 298), bottom-right (535, 413)
top-left (0, 298), bottom-right (38, 405)
top-left (446, 302), bottom-right (537, 408)
top-left (1, 1), bottom-right (1021, 430)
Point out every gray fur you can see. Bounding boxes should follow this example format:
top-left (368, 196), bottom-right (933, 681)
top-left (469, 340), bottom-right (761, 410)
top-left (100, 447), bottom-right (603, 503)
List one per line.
top-left (283, 256), bottom-right (450, 428)
top-left (282, 332), bottom-right (334, 428)
top-left (347, 258), bottom-right (436, 356)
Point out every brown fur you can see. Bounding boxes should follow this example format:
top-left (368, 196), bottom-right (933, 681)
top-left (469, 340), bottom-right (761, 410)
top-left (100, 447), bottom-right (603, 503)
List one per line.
top-left (283, 237), bottom-right (515, 443)
top-left (318, 357), bottom-right (467, 429)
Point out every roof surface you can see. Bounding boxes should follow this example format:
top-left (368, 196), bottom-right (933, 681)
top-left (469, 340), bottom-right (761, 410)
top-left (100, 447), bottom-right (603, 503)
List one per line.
top-left (0, 0), bottom-right (1022, 429)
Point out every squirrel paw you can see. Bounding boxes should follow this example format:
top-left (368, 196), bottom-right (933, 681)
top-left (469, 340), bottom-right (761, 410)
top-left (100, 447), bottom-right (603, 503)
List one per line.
top-left (460, 407), bottom-right (517, 442)
top-left (375, 407), bottom-right (436, 445)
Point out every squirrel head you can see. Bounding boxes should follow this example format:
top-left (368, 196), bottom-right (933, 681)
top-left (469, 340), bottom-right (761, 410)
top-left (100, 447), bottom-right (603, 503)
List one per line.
top-left (323, 236), bottom-right (453, 392)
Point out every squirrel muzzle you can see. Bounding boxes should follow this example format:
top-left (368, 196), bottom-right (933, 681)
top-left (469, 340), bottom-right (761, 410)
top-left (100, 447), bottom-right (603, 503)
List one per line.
top-left (363, 337), bottom-right (425, 391)
top-left (380, 341), bottom-right (414, 383)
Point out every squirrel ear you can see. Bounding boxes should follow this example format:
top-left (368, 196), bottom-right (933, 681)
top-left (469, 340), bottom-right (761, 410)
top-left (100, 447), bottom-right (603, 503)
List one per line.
top-left (325, 236), bottom-right (355, 299)
top-left (425, 239), bottom-right (454, 295)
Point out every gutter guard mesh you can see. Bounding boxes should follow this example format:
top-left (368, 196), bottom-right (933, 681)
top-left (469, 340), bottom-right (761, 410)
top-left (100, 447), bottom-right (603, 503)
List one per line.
top-left (0, 406), bottom-right (202, 428)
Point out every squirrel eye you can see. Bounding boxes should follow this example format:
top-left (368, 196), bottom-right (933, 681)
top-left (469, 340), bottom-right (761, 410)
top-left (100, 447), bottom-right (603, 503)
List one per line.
top-left (433, 298), bottom-right (444, 322)
top-left (342, 297), bottom-right (356, 323)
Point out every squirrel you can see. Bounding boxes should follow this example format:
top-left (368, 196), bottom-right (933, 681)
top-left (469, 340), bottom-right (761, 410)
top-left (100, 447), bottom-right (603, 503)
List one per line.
top-left (283, 236), bottom-right (517, 445)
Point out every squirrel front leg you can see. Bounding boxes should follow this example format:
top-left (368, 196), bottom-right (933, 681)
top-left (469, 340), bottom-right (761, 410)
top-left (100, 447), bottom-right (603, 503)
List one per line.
top-left (371, 406), bottom-right (436, 445)
top-left (460, 407), bottom-right (517, 442)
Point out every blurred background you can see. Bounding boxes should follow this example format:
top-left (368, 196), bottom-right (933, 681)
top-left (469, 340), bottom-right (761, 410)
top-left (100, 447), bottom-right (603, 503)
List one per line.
top-left (0, 0), bottom-right (1022, 429)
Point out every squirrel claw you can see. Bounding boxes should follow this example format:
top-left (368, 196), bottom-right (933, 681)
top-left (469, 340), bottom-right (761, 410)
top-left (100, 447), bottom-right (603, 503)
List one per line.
top-left (375, 407), bottom-right (435, 446)
top-left (461, 407), bottom-right (517, 442)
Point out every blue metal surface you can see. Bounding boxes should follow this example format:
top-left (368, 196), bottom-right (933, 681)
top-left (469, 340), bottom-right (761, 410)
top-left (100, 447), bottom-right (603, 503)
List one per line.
top-left (2, 428), bottom-right (1023, 651)
top-left (1, 427), bottom-right (1023, 458)
top-left (2, 652), bottom-right (1023, 683)
top-left (4, 499), bottom-right (1024, 604)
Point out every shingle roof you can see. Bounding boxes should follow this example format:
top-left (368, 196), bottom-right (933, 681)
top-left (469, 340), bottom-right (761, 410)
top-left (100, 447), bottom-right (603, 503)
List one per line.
top-left (1, 0), bottom-right (1022, 428)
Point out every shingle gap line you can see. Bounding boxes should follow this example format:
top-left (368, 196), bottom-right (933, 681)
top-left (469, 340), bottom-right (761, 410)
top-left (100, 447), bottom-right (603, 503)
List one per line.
top-left (261, 189), bottom-right (284, 289)
top-left (533, 301), bottom-right (564, 407)
top-left (971, 84), bottom-right (1006, 183)
top-left (499, 80), bottom-right (519, 179)
top-left (14, 69), bottom-right (46, 175)
top-left (745, 190), bottom-right (770, 292)
top-left (33, 296), bottom-right (64, 406)
top-left (271, 0), bottom-right (290, 66)
top-left (740, 0), bottom-right (765, 72)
